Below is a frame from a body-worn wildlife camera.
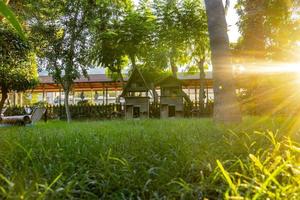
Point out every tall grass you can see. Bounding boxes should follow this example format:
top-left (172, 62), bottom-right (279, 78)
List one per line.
top-left (0, 117), bottom-right (299, 199)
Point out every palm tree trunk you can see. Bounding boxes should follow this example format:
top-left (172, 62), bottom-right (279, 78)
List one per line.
top-left (204, 0), bottom-right (241, 123)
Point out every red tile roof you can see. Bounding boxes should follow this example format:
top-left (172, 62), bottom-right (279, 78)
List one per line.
top-left (39, 74), bottom-right (129, 84)
top-left (39, 72), bottom-right (212, 84)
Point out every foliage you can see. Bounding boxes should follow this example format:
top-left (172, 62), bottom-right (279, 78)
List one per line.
top-left (237, 73), bottom-right (300, 115)
top-left (180, 0), bottom-right (209, 67)
top-left (0, 0), bottom-right (25, 39)
top-left (77, 100), bottom-right (90, 106)
top-left (0, 28), bottom-right (37, 91)
top-left (21, 0), bottom-right (93, 122)
top-left (88, 0), bottom-right (131, 80)
top-left (89, 0), bottom-right (209, 78)
top-left (119, 2), bottom-right (156, 68)
top-left (235, 0), bottom-right (300, 61)
top-left (152, 0), bottom-right (190, 75)
top-left (0, 118), bottom-right (299, 199)
top-left (28, 1), bottom-right (91, 84)
top-left (215, 130), bottom-right (300, 199)
top-left (89, 0), bottom-right (157, 82)
top-left (0, 27), bottom-right (38, 111)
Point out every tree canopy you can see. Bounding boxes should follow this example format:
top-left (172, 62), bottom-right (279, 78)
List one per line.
top-left (236, 0), bottom-right (300, 61)
top-left (0, 26), bottom-right (38, 112)
top-left (19, 0), bottom-right (93, 122)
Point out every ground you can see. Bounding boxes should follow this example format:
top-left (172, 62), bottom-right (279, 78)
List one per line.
top-left (0, 117), bottom-right (299, 199)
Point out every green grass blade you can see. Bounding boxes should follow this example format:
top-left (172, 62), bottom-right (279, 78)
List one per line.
top-left (38, 173), bottom-right (63, 200)
top-left (216, 160), bottom-right (238, 195)
top-left (0, 1), bottom-right (25, 40)
top-left (253, 162), bottom-right (287, 200)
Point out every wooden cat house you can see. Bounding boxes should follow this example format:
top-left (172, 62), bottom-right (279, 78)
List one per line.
top-left (120, 68), bottom-right (151, 119)
top-left (156, 76), bottom-right (191, 118)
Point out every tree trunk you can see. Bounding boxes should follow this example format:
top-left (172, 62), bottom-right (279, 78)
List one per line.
top-left (116, 71), bottom-right (124, 104)
top-left (170, 47), bottom-right (178, 78)
top-left (0, 89), bottom-right (8, 115)
top-left (118, 70), bottom-right (125, 88)
top-left (130, 54), bottom-right (137, 69)
top-left (151, 88), bottom-right (159, 104)
top-left (198, 58), bottom-right (206, 111)
top-left (64, 89), bottom-right (72, 123)
top-left (204, 0), bottom-right (241, 123)
top-left (243, 0), bottom-right (266, 60)
top-left (170, 56), bottom-right (177, 78)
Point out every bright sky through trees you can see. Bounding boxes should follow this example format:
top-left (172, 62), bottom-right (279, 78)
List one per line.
top-left (225, 0), bottom-right (240, 42)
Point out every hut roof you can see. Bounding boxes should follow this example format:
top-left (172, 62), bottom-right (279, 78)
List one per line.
top-left (121, 67), bottom-right (151, 97)
top-left (155, 75), bottom-right (182, 87)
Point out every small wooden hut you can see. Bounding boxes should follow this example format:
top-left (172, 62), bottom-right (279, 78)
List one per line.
top-left (120, 68), bottom-right (151, 119)
top-left (156, 76), bottom-right (191, 118)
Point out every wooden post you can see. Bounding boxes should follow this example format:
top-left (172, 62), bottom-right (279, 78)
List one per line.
top-left (13, 91), bottom-right (17, 106)
top-left (106, 88), bottom-right (108, 105)
top-left (52, 92), bottom-right (55, 105)
top-left (206, 80), bottom-right (209, 105)
top-left (42, 87), bottom-right (45, 102)
top-left (102, 86), bottom-right (105, 105)
top-left (194, 86), bottom-right (197, 107)
top-left (90, 89), bottom-right (93, 104)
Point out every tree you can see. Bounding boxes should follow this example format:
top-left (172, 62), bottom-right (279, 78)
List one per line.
top-left (88, 0), bottom-right (130, 84)
top-left (119, 3), bottom-right (156, 70)
top-left (180, 0), bottom-right (209, 109)
top-left (25, 0), bottom-right (92, 122)
top-left (235, 0), bottom-right (300, 61)
top-left (204, 0), bottom-right (242, 123)
top-left (235, 0), bottom-right (300, 114)
top-left (0, 27), bottom-right (38, 112)
top-left (153, 0), bottom-right (189, 77)
top-left (89, 0), bottom-right (156, 82)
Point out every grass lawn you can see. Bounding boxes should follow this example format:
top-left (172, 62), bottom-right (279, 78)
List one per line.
top-left (0, 117), bottom-right (299, 199)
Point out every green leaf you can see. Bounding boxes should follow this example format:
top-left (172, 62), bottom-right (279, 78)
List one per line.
top-left (216, 160), bottom-right (238, 195)
top-left (0, 1), bottom-right (25, 40)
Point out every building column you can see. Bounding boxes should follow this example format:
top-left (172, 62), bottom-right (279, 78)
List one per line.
top-left (13, 91), bottom-right (17, 106)
top-left (20, 93), bottom-right (23, 106)
top-left (91, 89), bottom-right (94, 104)
top-left (194, 85), bottom-right (197, 103)
top-left (206, 81), bottom-right (209, 105)
top-left (106, 88), bottom-right (108, 105)
top-left (59, 88), bottom-right (62, 105)
top-left (102, 85), bottom-right (105, 105)
top-left (42, 87), bottom-right (46, 102)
